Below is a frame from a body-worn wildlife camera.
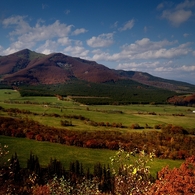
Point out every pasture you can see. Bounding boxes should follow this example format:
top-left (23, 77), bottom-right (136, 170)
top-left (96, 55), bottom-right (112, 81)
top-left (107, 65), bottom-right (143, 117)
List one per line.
top-left (0, 89), bottom-right (194, 131)
top-left (0, 135), bottom-right (182, 177)
top-left (0, 89), bottom-right (194, 176)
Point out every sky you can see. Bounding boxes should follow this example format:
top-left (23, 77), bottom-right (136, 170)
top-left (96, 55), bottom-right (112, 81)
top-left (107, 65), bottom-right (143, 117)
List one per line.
top-left (0, 0), bottom-right (195, 84)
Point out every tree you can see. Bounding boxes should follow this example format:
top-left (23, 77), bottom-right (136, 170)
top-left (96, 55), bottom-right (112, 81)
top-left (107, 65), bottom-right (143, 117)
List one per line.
top-left (110, 147), bottom-right (155, 195)
top-left (149, 155), bottom-right (195, 195)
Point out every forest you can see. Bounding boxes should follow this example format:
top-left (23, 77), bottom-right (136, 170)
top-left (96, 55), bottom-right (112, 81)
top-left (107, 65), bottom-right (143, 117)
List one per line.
top-left (17, 79), bottom-right (176, 105)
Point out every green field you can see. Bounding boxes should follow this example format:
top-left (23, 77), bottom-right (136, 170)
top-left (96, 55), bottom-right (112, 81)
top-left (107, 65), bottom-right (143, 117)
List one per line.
top-left (0, 136), bottom-right (182, 177)
top-left (0, 89), bottom-right (195, 131)
top-left (0, 89), bottom-right (194, 177)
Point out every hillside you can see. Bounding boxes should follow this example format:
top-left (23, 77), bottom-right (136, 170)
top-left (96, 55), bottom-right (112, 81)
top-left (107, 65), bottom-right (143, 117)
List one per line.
top-left (0, 49), bottom-right (194, 91)
top-left (0, 49), bottom-right (119, 84)
top-left (0, 49), bottom-right (195, 104)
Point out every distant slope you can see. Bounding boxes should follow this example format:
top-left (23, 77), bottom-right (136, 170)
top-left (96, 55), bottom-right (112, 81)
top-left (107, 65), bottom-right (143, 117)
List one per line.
top-left (117, 70), bottom-right (195, 93)
top-left (0, 49), bottom-right (195, 94)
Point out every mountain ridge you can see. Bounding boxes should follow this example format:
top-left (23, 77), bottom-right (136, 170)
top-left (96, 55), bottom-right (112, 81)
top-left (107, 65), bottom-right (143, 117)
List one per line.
top-left (0, 49), bottom-right (195, 93)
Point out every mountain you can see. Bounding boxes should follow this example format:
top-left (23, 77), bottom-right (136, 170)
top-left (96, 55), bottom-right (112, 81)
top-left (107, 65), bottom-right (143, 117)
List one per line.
top-left (0, 49), bottom-right (195, 95)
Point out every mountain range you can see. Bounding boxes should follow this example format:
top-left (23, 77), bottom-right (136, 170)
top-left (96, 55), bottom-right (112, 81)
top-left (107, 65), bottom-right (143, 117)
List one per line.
top-left (0, 49), bottom-right (195, 94)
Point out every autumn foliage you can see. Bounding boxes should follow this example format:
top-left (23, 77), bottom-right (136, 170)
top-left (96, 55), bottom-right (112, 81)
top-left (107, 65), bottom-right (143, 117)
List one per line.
top-left (149, 155), bottom-right (195, 195)
top-left (1, 142), bottom-right (195, 194)
top-left (0, 114), bottom-right (195, 160)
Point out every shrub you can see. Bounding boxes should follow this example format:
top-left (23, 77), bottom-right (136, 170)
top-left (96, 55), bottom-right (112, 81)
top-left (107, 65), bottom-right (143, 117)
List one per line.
top-left (33, 176), bottom-right (103, 195)
top-left (149, 156), bottom-right (195, 194)
top-left (131, 123), bottom-right (142, 129)
top-left (110, 147), bottom-right (155, 195)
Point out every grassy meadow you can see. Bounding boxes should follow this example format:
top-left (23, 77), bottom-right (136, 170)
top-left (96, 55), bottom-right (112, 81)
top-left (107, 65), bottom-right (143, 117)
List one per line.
top-left (0, 89), bottom-right (194, 176)
top-left (0, 135), bottom-right (182, 177)
top-left (0, 89), bottom-right (195, 131)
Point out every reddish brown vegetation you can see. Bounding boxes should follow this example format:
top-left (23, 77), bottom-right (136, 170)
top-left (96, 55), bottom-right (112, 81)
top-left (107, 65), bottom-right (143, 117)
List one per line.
top-left (168, 94), bottom-right (195, 106)
top-left (0, 49), bottom-right (119, 85)
top-left (149, 156), bottom-right (195, 195)
top-left (0, 116), bottom-right (195, 160)
top-left (1, 49), bottom-right (194, 94)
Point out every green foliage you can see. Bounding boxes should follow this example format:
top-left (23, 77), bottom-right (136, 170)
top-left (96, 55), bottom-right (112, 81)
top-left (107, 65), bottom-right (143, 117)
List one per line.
top-left (110, 147), bottom-right (155, 195)
top-left (18, 79), bottom-right (176, 104)
top-left (0, 83), bottom-right (12, 89)
top-left (1, 143), bottom-right (192, 195)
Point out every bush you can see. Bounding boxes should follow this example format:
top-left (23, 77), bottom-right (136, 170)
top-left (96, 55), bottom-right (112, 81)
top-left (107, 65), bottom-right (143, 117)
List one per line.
top-left (131, 123), bottom-right (143, 129)
top-left (149, 156), bottom-right (195, 194)
top-left (110, 147), bottom-right (155, 195)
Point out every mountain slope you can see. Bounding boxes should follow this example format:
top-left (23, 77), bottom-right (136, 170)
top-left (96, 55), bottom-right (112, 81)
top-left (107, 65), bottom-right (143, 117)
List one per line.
top-left (0, 49), bottom-right (195, 94)
top-left (1, 49), bottom-right (119, 84)
top-left (117, 70), bottom-right (195, 93)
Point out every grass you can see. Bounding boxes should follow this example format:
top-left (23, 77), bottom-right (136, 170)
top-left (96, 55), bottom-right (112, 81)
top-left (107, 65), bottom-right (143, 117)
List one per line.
top-left (0, 89), bottom-right (192, 177)
top-left (0, 136), bottom-right (183, 177)
top-left (0, 89), bottom-right (195, 131)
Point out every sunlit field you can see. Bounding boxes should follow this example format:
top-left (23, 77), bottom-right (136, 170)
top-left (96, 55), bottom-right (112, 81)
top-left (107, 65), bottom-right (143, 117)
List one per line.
top-left (0, 89), bottom-right (194, 131)
top-left (0, 89), bottom-right (194, 177)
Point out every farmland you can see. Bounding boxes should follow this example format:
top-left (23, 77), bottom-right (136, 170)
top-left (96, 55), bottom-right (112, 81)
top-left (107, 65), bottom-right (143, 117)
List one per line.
top-left (0, 89), bottom-right (194, 130)
top-left (0, 89), bottom-right (195, 194)
top-left (0, 89), bottom-right (195, 165)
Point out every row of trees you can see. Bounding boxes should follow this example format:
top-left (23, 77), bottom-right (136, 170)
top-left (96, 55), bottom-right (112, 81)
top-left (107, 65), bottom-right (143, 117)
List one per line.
top-left (0, 116), bottom-right (195, 159)
top-left (0, 150), bottom-right (113, 194)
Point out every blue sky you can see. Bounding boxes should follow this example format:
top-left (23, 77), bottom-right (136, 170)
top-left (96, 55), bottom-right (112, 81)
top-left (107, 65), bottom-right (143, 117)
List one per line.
top-left (0, 0), bottom-right (195, 84)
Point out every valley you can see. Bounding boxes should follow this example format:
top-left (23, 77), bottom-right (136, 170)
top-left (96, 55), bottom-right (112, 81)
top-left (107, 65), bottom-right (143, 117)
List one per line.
top-left (0, 49), bottom-right (195, 194)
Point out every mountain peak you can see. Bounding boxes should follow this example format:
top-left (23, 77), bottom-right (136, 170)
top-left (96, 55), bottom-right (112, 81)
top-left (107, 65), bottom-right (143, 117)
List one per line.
top-left (0, 49), bottom-right (195, 92)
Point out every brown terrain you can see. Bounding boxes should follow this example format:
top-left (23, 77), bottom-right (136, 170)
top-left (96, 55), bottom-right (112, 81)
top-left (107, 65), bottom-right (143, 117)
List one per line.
top-left (0, 49), bottom-right (195, 93)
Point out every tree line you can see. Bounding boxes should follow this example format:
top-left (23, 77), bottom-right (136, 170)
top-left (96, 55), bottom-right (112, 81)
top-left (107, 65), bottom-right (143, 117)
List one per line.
top-left (0, 152), bottom-right (113, 194)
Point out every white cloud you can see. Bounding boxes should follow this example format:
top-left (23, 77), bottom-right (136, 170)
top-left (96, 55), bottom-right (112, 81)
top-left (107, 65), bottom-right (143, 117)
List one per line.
top-left (58, 37), bottom-right (71, 46)
top-left (63, 45), bottom-right (89, 58)
top-left (179, 65), bottom-right (195, 71)
top-left (117, 61), bottom-right (160, 71)
top-left (3, 15), bottom-right (31, 36)
top-left (162, 9), bottom-right (192, 26)
top-left (90, 38), bottom-right (191, 62)
top-left (36, 40), bottom-right (58, 54)
top-left (183, 33), bottom-right (190, 37)
top-left (3, 16), bottom-right (73, 43)
top-left (91, 52), bottom-right (112, 61)
top-left (119, 19), bottom-right (134, 31)
top-left (176, 0), bottom-right (195, 9)
top-left (155, 66), bottom-right (173, 72)
top-left (2, 40), bottom-right (36, 55)
top-left (159, 0), bottom-right (195, 26)
top-left (87, 33), bottom-right (114, 48)
top-left (72, 28), bottom-right (88, 35)
top-left (1, 15), bottom-right (90, 55)
top-left (21, 20), bottom-right (73, 42)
